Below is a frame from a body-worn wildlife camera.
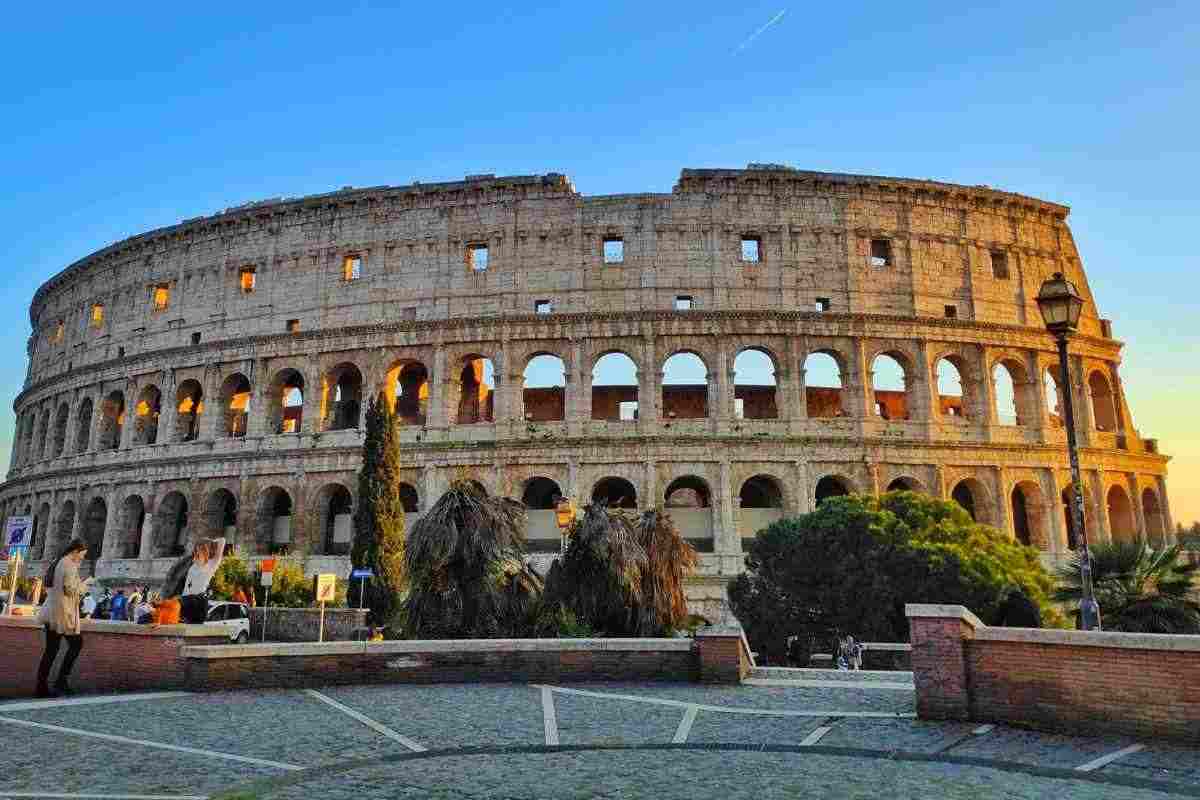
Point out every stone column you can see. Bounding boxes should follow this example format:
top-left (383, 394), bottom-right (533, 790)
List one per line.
top-left (118, 389), bottom-right (136, 451)
top-left (793, 459), bottom-right (811, 515)
top-left (995, 466), bottom-right (1013, 539)
top-left (158, 383), bottom-right (178, 445)
top-left (714, 340), bottom-right (730, 433)
top-left (1042, 469), bottom-right (1065, 554)
top-left (301, 357), bottom-right (321, 435)
top-left (245, 358), bottom-right (269, 438)
top-left (1157, 476), bottom-right (1175, 539)
top-left (909, 341), bottom-right (935, 422)
top-left (978, 345), bottom-right (998, 434)
top-left (717, 460), bottom-right (736, 554)
top-left (101, 488), bottom-right (121, 560)
top-left (1127, 472), bottom-right (1146, 538)
top-left (199, 364), bottom-right (222, 441)
top-left (1072, 354), bottom-right (1096, 447)
top-left (138, 497), bottom-right (155, 560)
top-left (427, 346), bottom-right (447, 430)
top-left (849, 339), bottom-right (872, 418)
top-left (639, 335), bottom-right (659, 432)
top-left (566, 459), bottom-right (579, 505)
top-left (422, 465), bottom-right (437, 512)
top-left (644, 460), bottom-right (658, 509)
top-left (1092, 468), bottom-right (1111, 544)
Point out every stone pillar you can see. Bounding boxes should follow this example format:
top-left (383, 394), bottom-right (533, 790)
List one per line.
top-left (1072, 354), bottom-right (1095, 447)
top-left (1127, 472), bottom-right (1146, 538)
top-left (1092, 468), bottom-right (1111, 544)
top-left (995, 466), bottom-right (1013, 539)
top-left (199, 365), bottom-right (222, 441)
top-left (639, 335), bottom-right (659, 432)
top-left (934, 465), bottom-right (947, 501)
top-left (422, 465), bottom-right (437, 513)
top-left (427, 346), bottom-right (447, 430)
top-left (978, 345), bottom-right (998, 434)
top-left (158, 384), bottom-right (178, 446)
top-left (138, 502), bottom-right (155, 561)
top-left (717, 460), bottom-right (736, 554)
top-left (101, 488), bottom-right (121, 560)
top-left (793, 460), bottom-right (811, 515)
top-left (1157, 476), bottom-right (1174, 539)
top-left (849, 339), bottom-right (872, 418)
top-left (695, 624), bottom-right (755, 683)
top-left (245, 358), bottom-right (268, 438)
top-left (567, 459), bottom-right (579, 505)
top-left (906, 604), bottom-right (981, 721)
top-left (644, 460), bottom-right (658, 509)
top-left (910, 341), bottom-right (935, 422)
top-left (714, 339), bottom-right (730, 433)
top-left (1042, 469), bottom-right (1065, 554)
top-left (301, 357), bottom-right (321, 435)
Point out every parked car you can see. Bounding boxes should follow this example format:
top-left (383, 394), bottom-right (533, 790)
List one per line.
top-left (206, 601), bottom-right (251, 643)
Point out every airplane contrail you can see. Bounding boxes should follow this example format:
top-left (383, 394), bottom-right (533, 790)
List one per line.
top-left (733, 9), bottom-right (787, 55)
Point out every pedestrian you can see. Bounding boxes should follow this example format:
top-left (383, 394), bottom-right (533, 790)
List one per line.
top-left (109, 589), bottom-right (128, 623)
top-left (126, 587), bottom-right (142, 621)
top-left (36, 539), bottom-right (93, 697)
top-left (179, 537), bottom-right (226, 624)
top-left (80, 591), bottom-right (96, 619)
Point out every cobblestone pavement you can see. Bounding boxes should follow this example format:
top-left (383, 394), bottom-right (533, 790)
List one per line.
top-left (0, 675), bottom-right (1195, 799)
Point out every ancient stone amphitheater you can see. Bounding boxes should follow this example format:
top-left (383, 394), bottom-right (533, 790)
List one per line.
top-left (2, 166), bottom-right (1172, 612)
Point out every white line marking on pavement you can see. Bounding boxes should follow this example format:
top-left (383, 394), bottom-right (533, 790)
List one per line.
top-left (303, 690), bottom-right (426, 752)
top-left (1075, 743), bottom-right (1145, 772)
top-left (745, 679), bottom-right (913, 691)
top-left (973, 724), bottom-right (995, 735)
top-left (541, 686), bottom-right (559, 746)
top-left (0, 716), bottom-right (300, 771)
top-left (799, 726), bottom-right (832, 746)
top-left (0, 794), bottom-right (206, 799)
top-left (672, 705), bottom-right (699, 744)
top-left (0, 692), bottom-right (190, 713)
top-left (532, 685), bottom-right (915, 719)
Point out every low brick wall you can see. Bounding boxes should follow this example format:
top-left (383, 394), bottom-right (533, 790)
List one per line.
top-left (250, 607), bottom-right (368, 642)
top-left (907, 604), bottom-right (1200, 742)
top-left (0, 617), bottom-right (228, 698)
top-left (184, 627), bottom-right (754, 690)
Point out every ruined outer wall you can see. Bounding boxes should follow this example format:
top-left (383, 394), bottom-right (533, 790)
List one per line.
top-left (2, 167), bottom-right (1171, 615)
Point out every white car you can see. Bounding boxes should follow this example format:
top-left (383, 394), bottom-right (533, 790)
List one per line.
top-left (206, 601), bottom-right (251, 643)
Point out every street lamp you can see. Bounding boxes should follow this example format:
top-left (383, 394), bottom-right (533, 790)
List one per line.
top-left (1035, 272), bottom-right (1101, 631)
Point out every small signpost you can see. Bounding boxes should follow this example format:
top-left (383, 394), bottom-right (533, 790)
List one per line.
top-left (4, 517), bottom-right (32, 617)
top-left (260, 558), bottom-right (276, 642)
top-left (313, 573), bottom-right (337, 643)
top-left (350, 567), bottom-right (373, 613)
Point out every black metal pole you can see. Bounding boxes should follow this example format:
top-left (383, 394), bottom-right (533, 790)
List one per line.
top-left (1056, 333), bottom-right (1102, 631)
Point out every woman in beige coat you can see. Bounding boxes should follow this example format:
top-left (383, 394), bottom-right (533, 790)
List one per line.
top-left (36, 538), bottom-right (92, 697)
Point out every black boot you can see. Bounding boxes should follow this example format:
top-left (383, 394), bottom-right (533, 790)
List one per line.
top-left (34, 683), bottom-right (57, 699)
top-left (53, 680), bottom-right (73, 697)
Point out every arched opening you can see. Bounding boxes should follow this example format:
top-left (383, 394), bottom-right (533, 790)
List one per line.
top-left (871, 353), bottom-right (909, 420)
top-left (219, 374), bottom-right (252, 438)
top-left (952, 480), bottom-right (978, 522)
top-left (133, 385), bottom-right (162, 445)
top-left (1045, 368), bottom-right (1064, 428)
top-left (54, 501), bottom-right (76, 556)
top-left (887, 476), bottom-right (924, 493)
top-left (591, 351), bottom-right (639, 421)
top-left (733, 349), bottom-right (778, 420)
top-left (204, 489), bottom-right (238, 539)
top-left (815, 475), bottom-right (851, 505)
top-left (175, 380), bottom-right (204, 442)
top-left (83, 498), bottom-right (106, 563)
top-left (1142, 488), bottom-right (1166, 545)
top-left (51, 403), bottom-right (69, 457)
top-left (739, 475), bottom-right (784, 548)
top-left (664, 475), bottom-right (713, 552)
top-left (1010, 481), bottom-right (1047, 548)
top-left (317, 484), bottom-right (354, 556)
top-left (456, 355), bottom-right (495, 424)
top-left (522, 477), bottom-right (564, 553)
top-left (992, 359), bottom-right (1034, 427)
top-left (98, 391), bottom-right (124, 450)
top-left (662, 352), bottom-right (708, 419)
top-left (73, 397), bottom-right (93, 453)
top-left (804, 351), bottom-right (844, 418)
top-left (118, 495), bottom-right (145, 559)
top-left (398, 483), bottom-right (420, 513)
top-left (322, 363), bottom-right (363, 431)
top-left (935, 357), bottom-right (967, 418)
top-left (592, 477), bottom-right (637, 509)
top-left (1106, 485), bottom-right (1136, 543)
top-left (522, 354), bottom-right (566, 422)
top-left (153, 492), bottom-right (190, 557)
top-left (256, 487), bottom-right (293, 555)
top-left (1089, 372), bottom-right (1119, 432)
top-left (1061, 487), bottom-right (1080, 551)
top-left (387, 361), bottom-right (429, 425)
top-left (269, 369), bottom-right (305, 434)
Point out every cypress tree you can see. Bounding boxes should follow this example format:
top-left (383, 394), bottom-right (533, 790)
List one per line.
top-left (351, 393), bottom-right (407, 627)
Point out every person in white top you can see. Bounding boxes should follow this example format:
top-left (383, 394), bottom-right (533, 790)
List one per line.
top-left (179, 537), bottom-right (226, 624)
top-left (80, 592), bottom-right (96, 619)
top-left (36, 539), bottom-right (93, 696)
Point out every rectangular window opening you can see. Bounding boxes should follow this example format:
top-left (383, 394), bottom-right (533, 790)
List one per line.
top-left (944, 305), bottom-right (957, 319)
top-left (343, 255), bottom-right (362, 282)
top-left (991, 251), bottom-right (1009, 279)
top-left (286, 319), bottom-right (300, 334)
top-left (468, 244), bottom-right (489, 272)
top-left (117, 346), bottom-right (126, 358)
top-left (535, 300), bottom-right (552, 315)
top-left (603, 237), bottom-right (624, 264)
top-left (816, 297), bottom-right (831, 312)
top-left (870, 239), bottom-right (892, 267)
top-left (734, 398), bottom-right (745, 420)
top-left (674, 295), bottom-right (694, 311)
top-left (619, 401), bottom-right (639, 421)
top-left (152, 284), bottom-right (170, 312)
top-left (741, 236), bottom-right (762, 263)
top-left (91, 304), bottom-right (104, 327)
top-left (240, 266), bottom-right (257, 293)
top-left (191, 332), bottom-right (202, 345)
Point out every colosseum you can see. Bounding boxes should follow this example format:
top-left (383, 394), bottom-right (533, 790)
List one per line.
top-left (1, 165), bottom-right (1173, 612)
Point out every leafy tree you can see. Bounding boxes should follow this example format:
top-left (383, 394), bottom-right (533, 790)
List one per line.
top-left (633, 509), bottom-right (698, 635)
top-left (403, 481), bottom-right (542, 638)
top-left (545, 503), bottom-right (647, 635)
top-left (1054, 538), bottom-right (1200, 633)
top-left (350, 393), bottom-right (407, 626)
top-left (728, 492), bottom-right (1060, 659)
top-left (210, 553), bottom-right (253, 601)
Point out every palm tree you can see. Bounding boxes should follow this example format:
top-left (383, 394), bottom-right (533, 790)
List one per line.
top-left (633, 509), bottom-right (698, 635)
top-left (403, 481), bottom-right (542, 638)
top-left (1054, 538), bottom-right (1200, 634)
top-left (546, 503), bottom-right (647, 634)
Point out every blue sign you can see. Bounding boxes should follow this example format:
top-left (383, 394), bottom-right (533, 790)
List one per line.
top-left (351, 568), bottom-right (374, 579)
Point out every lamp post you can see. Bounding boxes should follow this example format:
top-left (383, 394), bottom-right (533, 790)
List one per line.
top-left (1035, 272), bottom-right (1101, 631)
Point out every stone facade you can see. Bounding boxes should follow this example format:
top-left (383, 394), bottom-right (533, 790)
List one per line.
top-left (1, 166), bottom-right (1172, 615)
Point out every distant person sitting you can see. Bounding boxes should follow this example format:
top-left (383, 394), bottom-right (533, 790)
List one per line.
top-left (80, 592), bottom-right (96, 619)
top-left (109, 590), bottom-right (128, 623)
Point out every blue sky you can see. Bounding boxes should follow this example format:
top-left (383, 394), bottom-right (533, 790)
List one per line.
top-left (0, 2), bottom-right (1197, 522)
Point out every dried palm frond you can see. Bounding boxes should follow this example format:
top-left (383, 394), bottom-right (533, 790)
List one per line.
top-left (550, 503), bottom-right (648, 634)
top-left (634, 508), bottom-right (699, 635)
